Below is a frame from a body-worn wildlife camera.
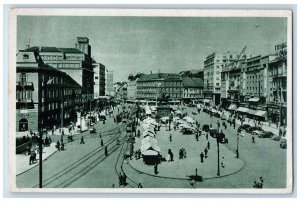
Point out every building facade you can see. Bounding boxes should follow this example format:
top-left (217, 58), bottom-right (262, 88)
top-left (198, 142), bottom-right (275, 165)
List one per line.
top-left (267, 42), bottom-right (287, 125)
top-left (203, 52), bottom-right (241, 106)
top-left (93, 62), bottom-right (106, 99)
top-left (24, 37), bottom-right (94, 111)
top-left (16, 50), bottom-right (82, 132)
top-left (181, 77), bottom-right (204, 104)
top-left (106, 70), bottom-right (114, 96)
top-left (137, 73), bottom-right (182, 101)
top-left (127, 79), bottom-right (138, 100)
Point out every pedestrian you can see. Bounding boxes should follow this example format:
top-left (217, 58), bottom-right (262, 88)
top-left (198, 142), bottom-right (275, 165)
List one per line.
top-left (80, 136), bottom-right (85, 144)
top-left (105, 146), bottom-right (108, 156)
top-left (169, 134), bottom-right (172, 142)
top-left (56, 141), bottom-right (61, 150)
top-left (204, 148), bottom-right (208, 158)
top-left (206, 133), bottom-right (208, 140)
top-left (170, 151), bottom-right (174, 162)
top-left (207, 141), bottom-right (210, 150)
top-left (154, 163), bottom-right (158, 175)
top-left (252, 136), bottom-right (255, 143)
top-left (138, 183), bottom-right (143, 188)
top-left (200, 152), bottom-right (204, 163)
top-left (100, 139), bottom-right (104, 146)
top-left (253, 181), bottom-right (258, 188)
top-left (61, 142), bottom-right (65, 150)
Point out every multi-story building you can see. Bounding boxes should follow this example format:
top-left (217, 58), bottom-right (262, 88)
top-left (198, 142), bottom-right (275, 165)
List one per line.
top-left (24, 37), bottom-right (94, 111)
top-left (93, 62), bottom-right (106, 99)
top-left (203, 52), bottom-right (241, 106)
top-left (16, 50), bottom-right (82, 132)
top-left (267, 42), bottom-right (287, 125)
top-left (106, 70), bottom-right (114, 96)
top-left (127, 79), bottom-right (138, 100)
top-left (136, 73), bottom-right (182, 101)
top-left (181, 77), bottom-right (204, 104)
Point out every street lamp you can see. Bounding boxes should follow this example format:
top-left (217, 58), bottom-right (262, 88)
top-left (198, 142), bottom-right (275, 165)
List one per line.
top-left (215, 132), bottom-right (224, 176)
top-left (236, 128), bottom-right (241, 158)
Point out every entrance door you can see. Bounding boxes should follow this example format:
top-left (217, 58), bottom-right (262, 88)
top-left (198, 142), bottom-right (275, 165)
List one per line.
top-left (19, 118), bottom-right (28, 131)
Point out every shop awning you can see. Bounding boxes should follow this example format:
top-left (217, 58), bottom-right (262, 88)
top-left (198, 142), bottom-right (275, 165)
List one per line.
top-left (255, 110), bottom-right (267, 117)
top-left (236, 107), bottom-right (249, 113)
top-left (228, 104), bottom-right (237, 111)
top-left (203, 99), bottom-right (210, 103)
top-left (248, 97), bottom-right (260, 102)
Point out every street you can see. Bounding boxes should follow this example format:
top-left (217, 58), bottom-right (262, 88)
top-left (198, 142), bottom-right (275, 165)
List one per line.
top-left (16, 104), bottom-right (287, 189)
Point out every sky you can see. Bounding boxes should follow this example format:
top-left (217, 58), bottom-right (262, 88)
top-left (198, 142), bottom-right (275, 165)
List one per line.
top-left (17, 16), bottom-right (287, 82)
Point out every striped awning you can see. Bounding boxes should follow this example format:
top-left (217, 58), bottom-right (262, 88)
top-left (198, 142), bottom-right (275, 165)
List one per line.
top-left (236, 107), bottom-right (249, 113)
top-left (228, 104), bottom-right (237, 111)
top-left (248, 97), bottom-right (260, 102)
top-left (255, 110), bottom-right (267, 117)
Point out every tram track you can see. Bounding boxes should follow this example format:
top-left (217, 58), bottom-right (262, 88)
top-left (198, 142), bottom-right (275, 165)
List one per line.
top-left (30, 125), bottom-right (126, 188)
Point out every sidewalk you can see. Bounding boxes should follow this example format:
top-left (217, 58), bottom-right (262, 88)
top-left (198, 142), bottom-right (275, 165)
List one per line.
top-left (16, 142), bottom-right (58, 175)
top-left (220, 110), bottom-right (280, 135)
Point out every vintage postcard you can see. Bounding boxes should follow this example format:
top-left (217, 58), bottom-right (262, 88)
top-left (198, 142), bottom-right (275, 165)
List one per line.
top-left (8, 8), bottom-right (293, 193)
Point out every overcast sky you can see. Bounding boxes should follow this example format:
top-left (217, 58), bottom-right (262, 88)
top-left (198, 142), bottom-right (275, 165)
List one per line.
top-left (17, 16), bottom-right (287, 82)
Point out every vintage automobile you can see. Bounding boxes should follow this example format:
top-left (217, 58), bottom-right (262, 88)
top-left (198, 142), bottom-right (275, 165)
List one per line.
top-left (89, 127), bottom-right (96, 134)
top-left (192, 111), bottom-right (197, 115)
top-left (202, 124), bottom-right (210, 132)
top-left (280, 139), bottom-right (287, 149)
top-left (247, 126), bottom-right (263, 134)
top-left (257, 131), bottom-right (274, 138)
top-left (209, 128), bottom-right (219, 138)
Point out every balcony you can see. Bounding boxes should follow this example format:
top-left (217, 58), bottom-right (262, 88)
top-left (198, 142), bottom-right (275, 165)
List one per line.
top-left (16, 99), bottom-right (34, 109)
top-left (16, 82), bottom-right (34, 91)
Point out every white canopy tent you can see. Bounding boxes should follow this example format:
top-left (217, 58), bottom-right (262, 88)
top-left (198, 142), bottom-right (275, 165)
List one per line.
top-left (141, 141), bottom-right (161, 153)
top-left (183, 116), bottom-right (195, 123)
top-left (141, 150), bottom-right (159, 156)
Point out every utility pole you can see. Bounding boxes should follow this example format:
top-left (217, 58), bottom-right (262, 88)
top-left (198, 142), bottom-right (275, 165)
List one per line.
top-left (39, 123), bottom-right (43, 188)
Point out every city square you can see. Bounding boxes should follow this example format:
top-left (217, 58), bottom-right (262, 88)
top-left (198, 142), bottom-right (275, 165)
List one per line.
top-left (13, 14), bottom-right (290, 190)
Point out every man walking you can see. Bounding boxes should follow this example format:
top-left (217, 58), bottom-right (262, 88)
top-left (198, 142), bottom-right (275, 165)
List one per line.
top-left (207, 141), bottom-right (210, 149)
top-left (169, 134), bottom-right (172, 142)
top-left (80, 136), bottom-right (85, 144)
top-left (204, 148), bottom-right (208, 158)
top-left (200, 152), bottom-right (204, 163)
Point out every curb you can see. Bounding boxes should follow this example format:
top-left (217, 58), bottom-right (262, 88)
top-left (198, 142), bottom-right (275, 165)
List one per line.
top-left (127, 157), bottom-right (246, 181)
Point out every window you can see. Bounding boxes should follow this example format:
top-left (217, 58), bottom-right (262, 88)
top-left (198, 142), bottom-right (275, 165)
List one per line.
top-left (216, 83), bottom-right (219, 86)
top-left (95, 76), bottom-right (98, 80)
top-left (20, 73), bottom-right (27, 83)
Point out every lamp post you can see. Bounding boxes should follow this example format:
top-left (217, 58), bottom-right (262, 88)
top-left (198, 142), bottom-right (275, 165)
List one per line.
top-left (39, 121), bottom-right (43, 188)
top-left (217, 136), bottom-right (220, 176)
top-left (236, 128), bottom-right (241, 158)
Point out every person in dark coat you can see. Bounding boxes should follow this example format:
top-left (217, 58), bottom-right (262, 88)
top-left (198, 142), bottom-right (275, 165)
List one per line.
top-left (169, 134), bottom-right (172, 142)
top-left (204, 148), bottom-right (208, 158)
top-left (252, 136), bottom-right (255, 143)
top-left (200, 152), bottom-right (204, 163)
top-left (154, 163), bottom-right (159, 175)
top-left (80, 136), bottom-right (85, 144)
top-left (56, 141), bottom-right (61, 150)
top-left (105, 146), bottom-right (108, 156)
top-left (207, 141), bottom-right (210, 150)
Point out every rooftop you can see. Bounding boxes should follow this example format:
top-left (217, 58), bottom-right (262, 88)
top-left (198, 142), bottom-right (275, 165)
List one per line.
top-left (138, 73), bottom-right (181, 82)
top-left (182, 77), bottom-right (204, 88)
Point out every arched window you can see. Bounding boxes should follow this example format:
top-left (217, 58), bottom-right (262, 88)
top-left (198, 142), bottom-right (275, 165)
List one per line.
top-left (20, 73), bottom-right (27, 84)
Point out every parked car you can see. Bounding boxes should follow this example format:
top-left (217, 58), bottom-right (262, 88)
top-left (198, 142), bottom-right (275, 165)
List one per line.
top-left (280, 139), bottom-right (287, 149)
top-left (202, 124), bottom-right (210, 132)
top-left (257, 131), bottom-right (274, 138)
top-left (89, 127), bottom-right (96, 134)
top-left (220, 137), bottom-right (229, 144)
top-left (209, 128), bottom-right (218, 138)
top-left (247, 126), bottom-right (263, 134)
top-left (181, 128), bottom-right (195, 134)
top-left (192, 111), bottom-right (197, 115)
top-left (271, 135), bottom-right (281, 141)
top-left (239, 124), bottom-right (251, 131)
